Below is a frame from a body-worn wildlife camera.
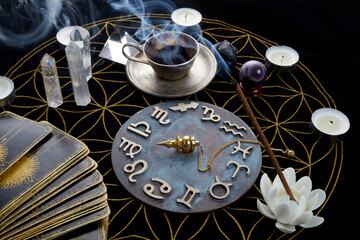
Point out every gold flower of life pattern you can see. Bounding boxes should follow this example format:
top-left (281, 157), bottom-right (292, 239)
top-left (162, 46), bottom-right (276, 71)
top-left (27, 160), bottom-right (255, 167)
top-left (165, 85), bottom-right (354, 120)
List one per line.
top-left (4, 13), bottom-right (342, 239)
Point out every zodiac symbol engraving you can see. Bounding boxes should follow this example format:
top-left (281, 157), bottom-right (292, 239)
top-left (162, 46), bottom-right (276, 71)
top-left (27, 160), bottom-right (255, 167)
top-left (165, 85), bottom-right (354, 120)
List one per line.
top-left (176, 184), bottom-right (200, 208)
top-left (224, 121), bottom-right (247, 131)
top-left (151, 106), bottom-right (170, 125)
top-left (231, 142), bottom-right (253, 159)
top-left (143, 178), bottom-right (172, 200)
top-left (119, 137), bottom-right (142, 159)
top-left (123, 159), bottom-right (148, 183)
top-left (201, 106), bottom-right (221, 122)
top-left (209, 176), bottom-right (233, 200)
top-left (169, 102), bottom-right (199, 112)
top-left (226, 161), bottom-right (250, 179)
top-left (220, 121), bottom-right (247, 137)
top-left (127, 121), bottom-right (151, 138)
top-left (219, 126), bottom-right (244, 137)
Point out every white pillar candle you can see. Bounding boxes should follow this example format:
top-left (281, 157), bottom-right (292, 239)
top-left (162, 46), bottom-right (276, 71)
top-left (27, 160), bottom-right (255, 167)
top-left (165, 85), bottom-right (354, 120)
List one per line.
top-left (265, 46), bottom-right (299, 72)
top-left (171, 8), bottom-right (202, 27)
top-left (56, 26), bottom-right (90, 47)
top-left (0, 76), bottom-right (15, 107)
top-left (311, 108), bottom-right (350, 136)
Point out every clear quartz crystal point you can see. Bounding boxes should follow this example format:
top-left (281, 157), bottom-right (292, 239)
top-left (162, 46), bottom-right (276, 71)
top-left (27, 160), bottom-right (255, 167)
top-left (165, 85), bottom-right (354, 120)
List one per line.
top-left (65, 42), bottom-right (91, 106)
top-left (70, 26), bottom-right (92, 80)
top-left (40, 53), bottom-right (63, 108)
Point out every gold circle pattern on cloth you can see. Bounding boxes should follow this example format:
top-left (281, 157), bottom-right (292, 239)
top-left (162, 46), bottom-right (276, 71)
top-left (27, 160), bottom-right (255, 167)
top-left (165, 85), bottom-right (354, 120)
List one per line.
top-left (4, 14), bottom-right (342, 239)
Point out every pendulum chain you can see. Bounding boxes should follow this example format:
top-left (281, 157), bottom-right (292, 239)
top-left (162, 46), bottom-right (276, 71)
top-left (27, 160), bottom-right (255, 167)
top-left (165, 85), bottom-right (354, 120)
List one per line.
top-left (198, 139), bottom-right (295, 172)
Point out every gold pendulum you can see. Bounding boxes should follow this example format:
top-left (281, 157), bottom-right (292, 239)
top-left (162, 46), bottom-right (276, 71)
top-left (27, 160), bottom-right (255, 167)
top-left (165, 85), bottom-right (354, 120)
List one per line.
top-left (157, 135), bottom-right (201, 154)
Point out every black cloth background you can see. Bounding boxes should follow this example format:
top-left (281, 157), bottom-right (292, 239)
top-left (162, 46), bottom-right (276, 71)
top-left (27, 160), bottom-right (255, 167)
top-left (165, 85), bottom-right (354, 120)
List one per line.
top-left (175, 1), bottom-right (359, 237)
top-left (0, 0), bottom-right (358, 239)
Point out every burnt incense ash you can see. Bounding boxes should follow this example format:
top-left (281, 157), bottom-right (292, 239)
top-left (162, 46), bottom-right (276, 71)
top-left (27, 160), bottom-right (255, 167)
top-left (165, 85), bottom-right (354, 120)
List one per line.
top-left (146, 33), bottom-right (197, 65)
top-left (153, 45), bottom-right (192, 65)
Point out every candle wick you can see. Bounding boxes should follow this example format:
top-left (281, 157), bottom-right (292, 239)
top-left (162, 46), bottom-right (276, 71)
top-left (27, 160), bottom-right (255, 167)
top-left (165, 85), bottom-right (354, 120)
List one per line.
top-left (330, 121), bottom-right (333, 124)
top-left (185, 13), bottom-right (188, 22)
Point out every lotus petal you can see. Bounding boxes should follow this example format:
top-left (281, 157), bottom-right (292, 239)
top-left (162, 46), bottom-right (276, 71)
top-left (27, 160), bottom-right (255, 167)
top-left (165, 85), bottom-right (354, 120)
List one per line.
top-left (287, 198), bottom-right (299, 223)
top-left (294, 176), bottom-right (312, 193)
top-left (272, 174), bottom-right (282, 190)
top-left (257, 200), bottom-right (275, 219)
top-left (296, 195), bottom-right (307, 216)
top-left (275, 222), bottom-right (296, 234)
top-left (260, 173), bottom-right (272, 203)
top-left (300, 215), bottom-right (324, 228)
top-left (308, 189), bottom-right (326, 211)
top-left (306, 192), bottom-right (318, 212)
top-left (273, 168), bottom-right (295, 188)
top-left (297, 186), bottom-right (309, 200)
top-left (288, 187), bottom-right (301, 203)
top-left (283, 167), bottom-right (296, 186)
top-left (275, 203), bottom-right (291, 224)
top-left (267, 186), bottom-right (279, 211)
top-left (273, 192), bottom-right (289, 207)
top-left (291, 211), bottom-right (313, 226)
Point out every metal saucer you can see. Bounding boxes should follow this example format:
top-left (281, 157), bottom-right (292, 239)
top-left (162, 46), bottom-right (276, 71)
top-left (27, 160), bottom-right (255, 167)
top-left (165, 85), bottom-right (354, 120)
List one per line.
top-left (125, 44), bottom-right (217, 98)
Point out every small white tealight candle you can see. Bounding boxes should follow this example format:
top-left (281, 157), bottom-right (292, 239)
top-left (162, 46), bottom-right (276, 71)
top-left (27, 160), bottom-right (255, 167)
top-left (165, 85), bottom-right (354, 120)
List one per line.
top-left (0, 76), bottom-right (16, 107)
top-left (265, 45), bottom-right (299, 72)
top-left (56, 26), bottom-right (90, 47)
top-left (171, 8), bottom-right (202, 27)
top-left (311, 108), bottom-right (350, 136)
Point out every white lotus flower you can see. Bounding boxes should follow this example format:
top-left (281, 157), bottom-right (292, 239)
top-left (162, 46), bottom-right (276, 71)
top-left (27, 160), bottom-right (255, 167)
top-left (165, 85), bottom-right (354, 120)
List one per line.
top-left (257, 168), bottom-right (326, 234)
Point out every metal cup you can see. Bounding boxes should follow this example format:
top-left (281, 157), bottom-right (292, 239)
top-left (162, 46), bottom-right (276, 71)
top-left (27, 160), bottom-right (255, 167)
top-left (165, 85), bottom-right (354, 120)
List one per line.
top-left (122, 32), bottom-right (199, 80)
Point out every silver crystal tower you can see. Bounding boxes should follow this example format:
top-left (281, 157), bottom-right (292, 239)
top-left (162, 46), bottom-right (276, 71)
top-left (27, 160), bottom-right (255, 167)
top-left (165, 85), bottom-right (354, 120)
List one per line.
top-left (40, 54), bottom-right (63, 108)
top-left (65, 42), bottom-right (91, 106)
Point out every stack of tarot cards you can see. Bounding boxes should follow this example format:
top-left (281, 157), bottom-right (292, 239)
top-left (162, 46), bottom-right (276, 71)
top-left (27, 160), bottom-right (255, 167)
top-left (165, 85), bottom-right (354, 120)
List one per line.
top-left (0, 111), bottom-right (110, 240)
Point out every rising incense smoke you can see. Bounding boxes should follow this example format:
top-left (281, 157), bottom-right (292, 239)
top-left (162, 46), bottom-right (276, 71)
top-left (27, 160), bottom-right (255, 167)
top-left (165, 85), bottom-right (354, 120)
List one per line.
top-left (0, 0), bottom-right (231, 79)
top-left (0, 0), bottom-right (96, 48)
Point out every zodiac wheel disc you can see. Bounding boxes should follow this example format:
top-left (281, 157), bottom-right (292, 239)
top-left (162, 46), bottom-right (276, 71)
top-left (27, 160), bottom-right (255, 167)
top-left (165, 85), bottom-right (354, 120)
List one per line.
top-left (111, 101), bottom-right (262, 213)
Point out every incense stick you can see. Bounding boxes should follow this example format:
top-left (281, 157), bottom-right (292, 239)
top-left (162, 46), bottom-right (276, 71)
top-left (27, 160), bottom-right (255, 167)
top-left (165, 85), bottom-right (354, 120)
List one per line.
top-left (236, 83), bottom-right (296, 201)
